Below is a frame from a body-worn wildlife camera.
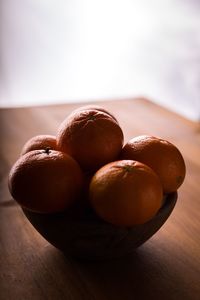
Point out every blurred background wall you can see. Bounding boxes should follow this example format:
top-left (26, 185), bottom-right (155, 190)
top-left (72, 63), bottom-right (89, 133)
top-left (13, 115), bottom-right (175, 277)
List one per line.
top-left (1, 0), bottom-right (200, 121)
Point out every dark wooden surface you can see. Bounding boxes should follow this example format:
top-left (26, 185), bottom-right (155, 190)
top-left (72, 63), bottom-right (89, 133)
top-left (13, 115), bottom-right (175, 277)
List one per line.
top-left (1, 98), bottom-right (200, 300)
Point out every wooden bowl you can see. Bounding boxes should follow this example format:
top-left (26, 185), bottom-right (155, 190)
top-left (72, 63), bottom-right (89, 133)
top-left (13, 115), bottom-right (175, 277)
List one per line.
top-left (22, 192), bottom-right (177, 260)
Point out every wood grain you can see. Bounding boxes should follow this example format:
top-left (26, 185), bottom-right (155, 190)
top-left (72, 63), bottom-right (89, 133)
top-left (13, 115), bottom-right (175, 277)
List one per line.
top-left (1, 98), bottom-right (200, 300)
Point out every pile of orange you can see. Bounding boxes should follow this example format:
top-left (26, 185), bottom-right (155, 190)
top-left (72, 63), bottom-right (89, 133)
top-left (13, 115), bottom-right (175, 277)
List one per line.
top-left (8, 106), bottom-right (186, 226)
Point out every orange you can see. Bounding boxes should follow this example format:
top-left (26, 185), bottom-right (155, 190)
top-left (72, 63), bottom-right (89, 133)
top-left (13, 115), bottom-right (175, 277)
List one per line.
top-left (8, 148), bottom-right (83, 213)
top-left (72, 105), bottom-right (118, 122)
top-left (21, 135), bottom-right (57, 155)
top-left (121, 135), bottom-right (186, 193)
top-left (89, 160), bottom-right (163, 226)
top-left (57, 109), bottom-right (124, 171)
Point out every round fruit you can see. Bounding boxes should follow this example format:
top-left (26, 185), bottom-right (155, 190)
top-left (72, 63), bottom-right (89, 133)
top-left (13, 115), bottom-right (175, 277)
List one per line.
top-left (89, 160), bottom-right (163, 226)
top-left (21, 135), bottom-right (57, 155)
top-left (57, 109), bottom-right (124, 171)
top-left (8, 149), bottom-right (83, 213)
top-left (121, 135), bottom-right (186, 193)
top-left (71, 105), bottom-right (118, 122)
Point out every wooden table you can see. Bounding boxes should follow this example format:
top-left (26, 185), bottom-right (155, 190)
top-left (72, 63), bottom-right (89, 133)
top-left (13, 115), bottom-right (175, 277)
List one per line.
top-left (1, 98), bottom-right (200, 300)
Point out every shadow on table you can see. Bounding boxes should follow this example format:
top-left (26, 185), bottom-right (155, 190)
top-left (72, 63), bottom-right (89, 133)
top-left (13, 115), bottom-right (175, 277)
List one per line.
top-left (68, 244), bottom-right (192, 300)
top-left (33, 243), bottom-right (192, 300)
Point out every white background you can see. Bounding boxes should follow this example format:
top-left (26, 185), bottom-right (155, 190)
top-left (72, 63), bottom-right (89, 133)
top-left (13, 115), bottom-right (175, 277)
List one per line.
top-left (1, 0), bottom-right (200, 121)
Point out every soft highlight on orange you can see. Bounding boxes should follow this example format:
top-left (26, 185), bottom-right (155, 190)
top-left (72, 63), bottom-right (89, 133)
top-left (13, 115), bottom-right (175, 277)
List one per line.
top-left (9, 149), bottom-right (83, 213)
top-left (121, 135), bottom-right (186, 193)
top-left (57, 109), bottom-right (124, 171)
top-left (89, 160), bottom-right (163, 226)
